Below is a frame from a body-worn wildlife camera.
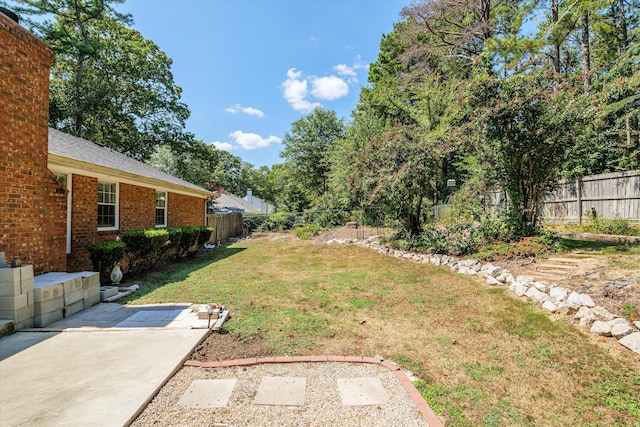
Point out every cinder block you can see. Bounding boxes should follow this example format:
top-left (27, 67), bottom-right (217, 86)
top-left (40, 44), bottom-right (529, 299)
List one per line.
top-left (100, 286), bottom-right (118, 301)
top-left (34, 283), bottom-right (64, 302)
top-left (21, 277), bottom-right (34, 294)
top-left (35, 296), bottom-right (64, 315)
top-left (34, 309), bottom-right (64, 327)
top-left (84, 285), bottom-right (100, 307)
top-left (0, 305), bottom-right (34, 322)
top-left (20, 265), bottom-right (34, 281)
top-left (0, 268), bottom-right (21, 286)
top-left (81, 272), bottom-right (100, 288)
top-left (62, 278), bottom-right (84, 305)
top-left (0, 294), bottom-right (29, 311)
top-left (0, 280), bottom-right (22, 297)
top-left (26, 291), bottom-right (35, 306)
top-left (64, 300), bottom-right (84, 317)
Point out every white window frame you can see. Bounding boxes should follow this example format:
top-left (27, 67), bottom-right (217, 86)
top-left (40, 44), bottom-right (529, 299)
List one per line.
top-left (155, 191), bottom-right (167, 228)
top-left (97, 181), bottom-right (119, 231)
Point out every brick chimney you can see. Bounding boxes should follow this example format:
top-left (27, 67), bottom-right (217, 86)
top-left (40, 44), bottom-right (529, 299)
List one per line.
top-left (0, 10), bottom-right (68, 274)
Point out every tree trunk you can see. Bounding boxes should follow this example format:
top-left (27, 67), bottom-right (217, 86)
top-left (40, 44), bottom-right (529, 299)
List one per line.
top-left (619, 0), bottom-right (628, 48)
top-left (581, 12), bottom-right (591, 94)
top-left (552, 0), bottom-right (560, 73)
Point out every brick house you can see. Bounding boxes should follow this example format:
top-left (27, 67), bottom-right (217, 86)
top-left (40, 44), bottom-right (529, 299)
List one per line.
top-left (0, 10), bottom-right (214, 275)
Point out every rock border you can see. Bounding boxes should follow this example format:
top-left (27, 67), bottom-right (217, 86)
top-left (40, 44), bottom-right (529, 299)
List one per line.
top-left (326, 237), bottom-right (640, 356)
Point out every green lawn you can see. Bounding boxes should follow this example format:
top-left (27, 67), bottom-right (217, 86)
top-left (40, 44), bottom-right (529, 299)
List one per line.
top-left (125, 236), bottom-right (640, 427)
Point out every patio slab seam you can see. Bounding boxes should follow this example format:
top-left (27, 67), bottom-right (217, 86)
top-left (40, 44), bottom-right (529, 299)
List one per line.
top-left (183, 355), bottom-right (443, 427)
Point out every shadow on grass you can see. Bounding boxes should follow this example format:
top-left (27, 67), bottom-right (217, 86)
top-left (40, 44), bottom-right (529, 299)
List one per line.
top-left (120, 246), bottom-right (246, 303)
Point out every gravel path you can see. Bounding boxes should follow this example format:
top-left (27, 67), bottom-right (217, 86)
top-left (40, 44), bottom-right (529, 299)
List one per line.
top-left (132, 362), bottom-right (429, 427)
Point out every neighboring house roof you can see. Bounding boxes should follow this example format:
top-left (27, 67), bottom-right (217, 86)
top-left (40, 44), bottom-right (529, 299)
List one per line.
top-left (47, 127), bottom-right (214, 198)
top-left (214, 193), bottom-right (262, 213)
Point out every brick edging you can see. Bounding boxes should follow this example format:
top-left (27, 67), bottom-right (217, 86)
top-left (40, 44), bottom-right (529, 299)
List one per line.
top-left (183, 355), bottom-right (443, 427)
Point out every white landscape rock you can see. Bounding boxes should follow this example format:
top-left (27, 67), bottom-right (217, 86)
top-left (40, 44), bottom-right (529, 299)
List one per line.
top-left (513, 284), bottom-right (530, 297)
top-left (567, 291), bottom-right (596, 308)
top-left (556, 302), bottom-right (580, 315)
top-left (549, 286), bottom-right (569, 303)
top-left (541, 300), bottom-right (557, 312)
top-left (525, 287), bottom-right (548, 302)
top-left (618, 332), bottom-right (640, 354)
top-left (533, 281), bottom-right (549, 293)
top-left (486, 275), bottom-right (502, 286)
top-left (611, 322), bottom-right (635, 338)
top-left (591, 306), bottom-right (616, 321)
top-left (575, 307), bottom-right (598, 327)
top-left (590, 321), bottom-right (612, 336)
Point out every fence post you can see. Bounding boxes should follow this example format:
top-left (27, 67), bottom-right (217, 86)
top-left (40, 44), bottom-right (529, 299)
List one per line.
top-left (576, 177), bottom-right (582, 225)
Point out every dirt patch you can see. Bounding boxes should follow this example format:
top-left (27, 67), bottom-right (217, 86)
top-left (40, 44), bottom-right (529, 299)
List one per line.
top-left (190, 332), bottom-right (273, 362)
top-left (495, 254), bottom-right (640, 318)
top-left (312, 225), bottom-right (392, 243)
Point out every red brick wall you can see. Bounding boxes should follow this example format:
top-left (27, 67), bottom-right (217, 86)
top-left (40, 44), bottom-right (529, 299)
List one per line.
top-left (67, 174), bottom-right (97, 271)
top-left (0, 13), bottom-right (66, 274)
top-left (168, 193), bottom-right (205, 227)
top-left (120, 184), bottom-right (155, 230)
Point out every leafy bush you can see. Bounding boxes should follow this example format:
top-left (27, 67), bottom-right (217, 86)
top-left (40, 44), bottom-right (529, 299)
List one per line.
top-left (591, 215), bottom-right (638, 236)
top-left (177, 226), bottom-right (200, 257)
top-left (87, 240), bottom-right (126, 284)
top-left (197, 226), bottom-right (214, 248)
top-left (294, 224), bottom-right (321, 240)
top-left (260, 212), bottom-right (295, 232)
top-left (122, 229), bottom-right (169, 274)
top-left (153, 227), bottom-right (183, 265)
top-left (243, 214), bottom-right (268, 234)
top-left (305, 209), bottom-right (352, 228)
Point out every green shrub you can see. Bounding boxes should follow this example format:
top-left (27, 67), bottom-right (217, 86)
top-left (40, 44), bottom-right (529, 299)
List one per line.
top-left (177, 226), bottom-right (200, 257)
top-left (243, 215), bottom-right (268, 234)
top-left (591, 215), bottom-right (637, 236)
top-left (305, 209), bottom-right (351, 228)
top-left (153, 227), bottom-right (183, 265)
top-left (294, 224), bottom-right (321, 240)
top-left (260, 212), bottom-right (295, 232)
top-left (197, 226), bottom-right (214, 248)
top-left (87, 240), bottom-right (125, 284)
top-left (122, 228), bottom-right (168, 274)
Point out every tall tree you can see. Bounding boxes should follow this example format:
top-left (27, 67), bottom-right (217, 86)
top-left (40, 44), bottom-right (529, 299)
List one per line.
top-left (458, 70), bottom-right (588, 226)
top-left (280, 108), bottom-right (345, 208)
top-left (7, 0), bottom-right (191, 160)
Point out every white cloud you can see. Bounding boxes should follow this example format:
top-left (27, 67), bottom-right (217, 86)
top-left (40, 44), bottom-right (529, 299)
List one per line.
top-left (282, 68), bottom-right (321, 112)
top-left (311, 75), bottom-right (349, 100)
top-left (229, 130), bottom-right (282, 150)
top-left (212, 141), bottom-right (235, 151)
top-left (225, 104), bottom-right (265, 118)
top-left (333, 64), bottom-right (357, 77)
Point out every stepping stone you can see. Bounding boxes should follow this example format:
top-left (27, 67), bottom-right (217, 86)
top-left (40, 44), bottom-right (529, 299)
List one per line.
top-left (337, 377), bottom-right (389, 406)
top-left (253, 376), bottom-right (306, 406)
top-left (178, 379), bottom-right (237, 408)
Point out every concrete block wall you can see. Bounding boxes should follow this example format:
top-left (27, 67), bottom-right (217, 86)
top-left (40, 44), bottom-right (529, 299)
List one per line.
top-left (0, 12), bottom-right (67, 275)
top-left (33, 271), bottom-right (99, 327)
top-left (0, 265), bottom-right (35, 329)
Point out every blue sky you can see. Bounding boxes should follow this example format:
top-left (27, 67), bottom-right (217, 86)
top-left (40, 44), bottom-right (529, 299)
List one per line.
top-left (116, 0), bottom-right (408, 168)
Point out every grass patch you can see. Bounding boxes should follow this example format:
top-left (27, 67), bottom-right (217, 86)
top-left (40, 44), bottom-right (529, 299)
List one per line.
top-left (129, 236), bottom-right (640, 426)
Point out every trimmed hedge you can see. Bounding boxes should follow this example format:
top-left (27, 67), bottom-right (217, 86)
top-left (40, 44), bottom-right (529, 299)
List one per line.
top-left (197, 226), bottom-right (214, 247)
top-left (154, 227), bottom-right (183, 264)
top-left (87, 240), bottom-right (126, 284)
top-left (122, 228), bottom-right (168, 274)
top-left (177, 226), bottom-right (200, 257)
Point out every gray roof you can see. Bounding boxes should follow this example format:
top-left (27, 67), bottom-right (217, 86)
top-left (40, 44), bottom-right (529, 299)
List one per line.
top-left (48, 127), bottom-right (212, 196)
top-left (214, 193), bottom-right (261, 213)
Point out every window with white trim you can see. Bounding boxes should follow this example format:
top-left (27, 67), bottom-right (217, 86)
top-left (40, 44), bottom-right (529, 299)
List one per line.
top-left (97, 181), bottom-right (118, 229)
top-left (156, 191), bottom-right (167, 227)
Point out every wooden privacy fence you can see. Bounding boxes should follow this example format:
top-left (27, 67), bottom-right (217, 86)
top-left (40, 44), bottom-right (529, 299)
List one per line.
top-left (540, 170), bottom-right (639, 224)
top-left (439, 170), bottom-right (640, 224)
top-left (205, 213), bottom-right (243, 244)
